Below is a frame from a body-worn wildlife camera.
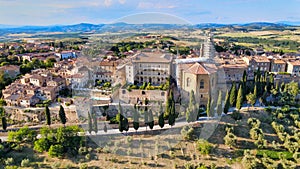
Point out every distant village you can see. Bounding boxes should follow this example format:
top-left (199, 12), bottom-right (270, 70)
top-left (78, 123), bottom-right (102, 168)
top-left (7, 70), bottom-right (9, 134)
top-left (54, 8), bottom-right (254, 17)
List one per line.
top-left (1, 35), bottom-right (300, 109)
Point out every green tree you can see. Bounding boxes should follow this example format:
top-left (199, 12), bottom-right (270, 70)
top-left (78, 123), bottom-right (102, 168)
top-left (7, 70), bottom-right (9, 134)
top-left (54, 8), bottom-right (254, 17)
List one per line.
top-left (196, 139), bottom-right (212, 155)
top-left (186, 90), bottom-right (199, 122)
top-left (123, 117), bottom-right (129, 133)
top-left (164, 89), bottom-right (174, 119)
top-left (148, 109), bottom-right (154, 130)
top-left (188, 90), bottom-right (196, 110)
top-left (2, 116), bottom-right (7, 131)
top-left (45, 106), bottom-right (51, 126)
top-left (229, 82), bottom-right (237, 107)
top-left (133, 104), bottom-right (139, 132)
top-left (186, 109), bottom-right (192, 123)
top-left (247, 92), bottom-right (256, 107)
top-left (59, 105), bottom-right (67, 126)
top-left (206, 96), bottom-right (211, 117)
top-left (236, 83), bottom-right (244, 110)
top-left (144, 109), bottom-right (149, 131)
top-left (48, 144), bottom-right (64, 158)
top-left (92, 113), bottom-right (98, 134)
top-left (34, 138), bottom-right (50, 153)
top-left (168, 102), bottom-right (176, 126)
top-left (103, 123), bottom-right (107, 133)
top-left (117, 103), bottom-right (124, 132)
top-left (87, 112), bottom-right (92, 134)
top-left (224, 133), bottom-right (237, 148)
top-left (158, 112), bottom-right (165, 128)
top-left (224, 90), bottom-right (230, 114)
top-left (216, 90), bottom-right (223, 116)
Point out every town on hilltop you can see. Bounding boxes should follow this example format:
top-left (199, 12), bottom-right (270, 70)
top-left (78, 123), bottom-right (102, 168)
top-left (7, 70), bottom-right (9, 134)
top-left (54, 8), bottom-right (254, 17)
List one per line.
top-left (0, 29), bottom-right (300, 169)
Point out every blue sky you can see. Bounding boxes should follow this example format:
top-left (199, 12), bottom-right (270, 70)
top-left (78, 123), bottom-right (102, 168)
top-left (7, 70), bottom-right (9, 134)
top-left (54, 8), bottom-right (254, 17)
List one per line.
top-left (0, 0), bottom-right (300, 25)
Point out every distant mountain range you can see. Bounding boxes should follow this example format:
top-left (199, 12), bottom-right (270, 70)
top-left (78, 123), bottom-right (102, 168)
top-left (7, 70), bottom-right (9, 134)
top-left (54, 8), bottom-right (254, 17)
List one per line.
top-left (0, 22), bottom-right (299, 34)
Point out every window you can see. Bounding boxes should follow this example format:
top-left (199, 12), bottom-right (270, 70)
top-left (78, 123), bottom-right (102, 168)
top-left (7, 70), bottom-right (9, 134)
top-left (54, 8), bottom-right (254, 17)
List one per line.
top-left (161, 92), bottom-right (165, 96)
top-left (122, 90), bottom-right (126, 94)
top-left (200, 79), bottom-right (204, 89)
top-left (186, 78), bottom-right (191, 87)
top-left (142, 91), bottom-right (146, 95)
top-left (200, 94), bottom-right (203, 98)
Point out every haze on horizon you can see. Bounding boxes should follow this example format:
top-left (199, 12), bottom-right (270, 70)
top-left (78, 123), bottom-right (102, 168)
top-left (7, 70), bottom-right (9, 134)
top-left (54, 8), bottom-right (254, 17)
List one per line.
top-left (0, 0), bottom-right (300, 26)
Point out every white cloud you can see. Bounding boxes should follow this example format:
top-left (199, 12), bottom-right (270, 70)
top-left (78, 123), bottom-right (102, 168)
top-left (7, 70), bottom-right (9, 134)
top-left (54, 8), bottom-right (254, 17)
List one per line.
top-left (104, 0), bottom-right (113, 7)
top-left (138, 2), bottom-right (176, 9)
top-left (119, 0), bottom-right (126, 4)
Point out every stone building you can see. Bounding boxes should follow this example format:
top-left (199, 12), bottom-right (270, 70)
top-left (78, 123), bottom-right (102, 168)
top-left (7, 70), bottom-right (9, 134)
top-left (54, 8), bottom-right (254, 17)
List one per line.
top-left (125, 52), bottom-right (174, 85)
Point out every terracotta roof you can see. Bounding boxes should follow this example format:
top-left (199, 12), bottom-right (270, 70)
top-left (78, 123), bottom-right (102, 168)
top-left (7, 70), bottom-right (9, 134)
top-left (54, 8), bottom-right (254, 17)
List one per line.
top-left (288, 61), bottom-right (300, 66)
top-left (203, 63), bottom-right (218, 74)
top-left (221, 64), bottom-right (248, 69)
top-left (0, 65), bottom-right (20, 71)
top-left (133, 52), bottom-right (173, 63)
top-left (100, 61), bottom-right (117, 66)
top-left (253, 57), bottom-right (270, 63)
top-left (273, 59), bottom-right (286, 64)
top-left (184, 62), bottom-right (209, 75)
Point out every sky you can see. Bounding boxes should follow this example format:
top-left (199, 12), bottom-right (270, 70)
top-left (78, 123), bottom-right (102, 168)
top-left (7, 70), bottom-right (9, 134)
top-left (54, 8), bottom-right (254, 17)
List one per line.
top-left (0, 0), bottom-right (300, 25)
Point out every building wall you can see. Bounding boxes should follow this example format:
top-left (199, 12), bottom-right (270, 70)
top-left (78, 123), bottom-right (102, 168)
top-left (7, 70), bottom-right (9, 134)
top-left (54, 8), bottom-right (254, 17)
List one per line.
top-left (287, 63), bottom-right (300, 76)
top-left (119, 89), bottom-right (167, 104)
top-left (271, 63), bottom-right (286, 72)
top-left (181, 72), bottom-right (213, 107)
top-left (133, 62), bottom-right (171, 85)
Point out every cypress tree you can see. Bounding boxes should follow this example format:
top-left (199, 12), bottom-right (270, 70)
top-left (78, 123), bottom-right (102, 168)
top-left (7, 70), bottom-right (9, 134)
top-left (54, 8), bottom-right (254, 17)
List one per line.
top-left (206, 96), bottom-right (211, 117)
top-left (242, 70), bottom-right (247, 83)
top-left (216, 90), bottom-right (223, 116)
top-left (103, 123), bottom-right (107, 133)
top-left (224, 90), bottom-right (230, 114)
top-left (158, 112), bottom-right (165, 128)
top-left (269, 74), bottom-right (274, 90)
top-left (144, 110), bottom-right (148, 131)
top-left (168, 103), bottom-right (176, 126)
top-left (59, 105), bottom-right (66, 126)
top-left (133, 104), bottom-right (139, 132)
top-left (164, 89), bottom-right (173, 119)
top-left (88, 112), bottom-right (93, 134)
top-left (2, 116), bottom-right (7, 131)
top-left (187, 90), bottom-right (198, 122)
top-left (186, 109), bottom-right (192, 123)
top-left (118, 102), bottom-right (124, 132)
top-left (45, 106), bottom-right (51, 126)
top-left (118, 113), bottom-right (124, 132)
top-left (92, 113), bottom-right (98, 134)
top-left (123, 117), bottom-right (129, 133)
top-left (158, 102), bottom-right (164, 128)
top-left (148, 109), bottom-right (154, 130)
top-left (236, 83), bottom-right (244, 110)
top-left (229, 82), bottom-right (237, 107)
top-left (189, 90), bottom-right (196, 110)
top-left (253, 84), bottom-right (257, 99)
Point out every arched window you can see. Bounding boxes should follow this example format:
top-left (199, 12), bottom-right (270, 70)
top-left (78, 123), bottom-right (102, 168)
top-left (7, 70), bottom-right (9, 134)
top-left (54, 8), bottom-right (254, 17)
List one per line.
top-left (186, 78), bottom-right (191, 87)
top-left (200, 79), bottom-right (204, 89)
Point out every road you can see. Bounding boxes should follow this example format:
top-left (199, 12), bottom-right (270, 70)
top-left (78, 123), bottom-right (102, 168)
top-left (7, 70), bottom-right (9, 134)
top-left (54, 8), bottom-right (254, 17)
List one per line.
top-left (0, 105), bottom-right (272, 141)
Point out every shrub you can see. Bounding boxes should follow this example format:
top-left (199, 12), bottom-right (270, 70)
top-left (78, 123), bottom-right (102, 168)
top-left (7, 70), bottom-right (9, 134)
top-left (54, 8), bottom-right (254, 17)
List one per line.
top-left (78, 147), bottom-right (88, 155)
top-left (250, 128), bottom-right (263, 140)
top-left (231, 110), bottom-right (242, 120)
top-left (79, 163), bottom-right (88, 169)
top-left (21, 158), bottom-right (30, 167)
top-left (181, 126), bottom-right (195, 141)
top-left (34, 138), bottom-right (50, 153)
top-left (196, 139), bottom-right (212, 155)
top-left (5, 157), bottom-right (14, 166)
top-left (48, 145), bottom-right (64, 158)
top-left (224, 133), bottom-right (237, 148)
